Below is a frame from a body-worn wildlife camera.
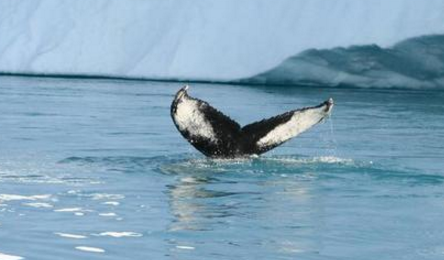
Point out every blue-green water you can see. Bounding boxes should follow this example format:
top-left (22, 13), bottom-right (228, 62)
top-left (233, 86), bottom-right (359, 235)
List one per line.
top-left (1, 76), bottom-right (444, 260)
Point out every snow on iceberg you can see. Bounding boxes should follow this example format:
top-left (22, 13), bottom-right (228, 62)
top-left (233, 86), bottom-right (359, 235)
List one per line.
top-left (0, 0), bottom-right (444, 86)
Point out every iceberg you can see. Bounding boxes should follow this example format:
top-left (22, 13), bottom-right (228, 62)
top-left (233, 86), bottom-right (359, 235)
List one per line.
top-left (243, 35), bottom-right (444, 89)
top-left (1, 0), bottom-right (444, 87)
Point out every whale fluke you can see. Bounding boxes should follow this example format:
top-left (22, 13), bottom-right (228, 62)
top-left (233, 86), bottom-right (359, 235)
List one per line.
top-left (171, 86), bottom-right (333, 158)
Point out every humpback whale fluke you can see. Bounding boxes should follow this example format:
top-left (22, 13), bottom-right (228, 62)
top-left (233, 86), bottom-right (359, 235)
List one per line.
top-left (171, 86), bottom-right (334, 158)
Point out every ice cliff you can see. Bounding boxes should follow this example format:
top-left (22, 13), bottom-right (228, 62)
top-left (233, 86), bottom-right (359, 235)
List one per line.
top-left (1, 0), bottom-right (444, 88)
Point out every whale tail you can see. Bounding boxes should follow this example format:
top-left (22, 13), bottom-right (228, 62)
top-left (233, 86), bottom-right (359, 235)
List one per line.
top-left (171, 86), bottom-right (333, 158)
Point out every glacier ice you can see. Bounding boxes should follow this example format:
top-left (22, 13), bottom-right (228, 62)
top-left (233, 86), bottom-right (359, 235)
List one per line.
top-left (244, 35), bottom-right (444, 89)
top-left (0, 0), bottom-right (444, 87)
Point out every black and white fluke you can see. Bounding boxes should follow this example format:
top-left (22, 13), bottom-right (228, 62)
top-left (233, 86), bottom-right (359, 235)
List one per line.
top-left (171, 86), bottom-right (334, 158)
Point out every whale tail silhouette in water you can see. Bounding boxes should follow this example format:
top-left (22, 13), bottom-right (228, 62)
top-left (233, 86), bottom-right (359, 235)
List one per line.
top-left (171, 86), bottom-right (334, 158)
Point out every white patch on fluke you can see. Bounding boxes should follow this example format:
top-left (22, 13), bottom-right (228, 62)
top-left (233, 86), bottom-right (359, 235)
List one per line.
top-left (257, 104), bottom-right (331, 148)
top-left (173, 94), bottom-right (216, 142)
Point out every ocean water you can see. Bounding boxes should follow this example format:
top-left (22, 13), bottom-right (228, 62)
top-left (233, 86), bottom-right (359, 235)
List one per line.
top-left (1, 76), bottom-right (444, 260)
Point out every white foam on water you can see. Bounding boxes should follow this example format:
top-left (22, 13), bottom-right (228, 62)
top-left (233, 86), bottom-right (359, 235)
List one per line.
top-left (54, 207), bottom-right (83, 212)
top-left (264, 156), bottom-right (354, 165)
top-left (180, 177), bottom-right (202, 184)
top-left (279, 241), bottom-right (306, 254)
top-left (312, 156), bottom-right (354, 164)
top-left (91, 193), bottom-right (124, 200)
top-left (98, 213), bottom-right (116, 217)
top-left (66, 191), bottom-right (124, 200)
top-left (176, 245), bottom-right (195, 250)
top-left (54, 233), bottom-right (87, 239)
top-left (102, 201), bottom-right (120, 206)
top-left (23, 202), bottom-right (53, 208)
top-left (75, 246), bottom-right (105, 253)
top-left (54, 207), bottom-right (89, 216)
top-left (0, 252), bottom-right (23, 260)
top-left (95, 232), bottom-right (142, 238)
top-left (0, 194), bottom-right (51, 202)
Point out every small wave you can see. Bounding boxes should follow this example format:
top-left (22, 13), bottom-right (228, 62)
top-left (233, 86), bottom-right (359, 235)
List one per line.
top-left (90, 193), bottom-right (125, 200)
top-left (175, 245), bottom-right (195, 250)
top-left (98, 213), bottom-right (117, 217)
top-left (53, 207), bottom-right (89, 214)
top-left (59, 155), bottom-right (176, 165)
top-left (75, 246), bottom-right (105, 253)
top-left (0, 194), bottom-right (51, 202)
top-left (0, 174), bottom-right (100, 185)
top-left (59, 154), bottom-right (444, 186)
top-left (94, 232), bottom-right (142, 238)
top-left (0, 161), bottom-right (102, 185)
top-left (23, 202), bottom-right (54, 208)
top-left (158, 155), bottom-right (358, 176)
top-left (54, 232), bottom-right (87, 239)
top-left (58, 154), bottom-right (188, 174)
top-left (64, 190), bottom-right (125, 202)
top-left (102, 201), bottom-right (120, 206)
top-left (258, 156), bottom-right (355, 165)
top-left (54, 207), bottom-right (82, 212)
top-left (157, 154), bottom-right (444, 187)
